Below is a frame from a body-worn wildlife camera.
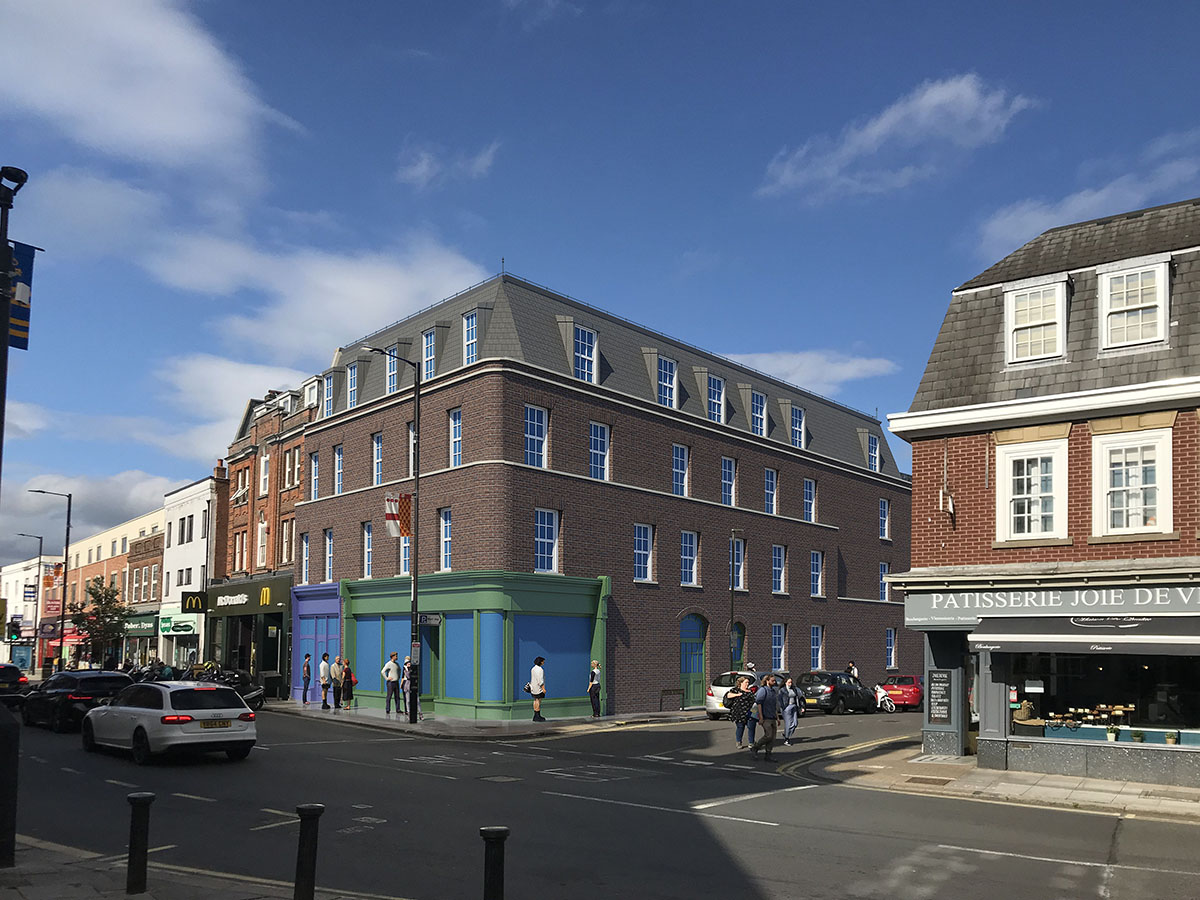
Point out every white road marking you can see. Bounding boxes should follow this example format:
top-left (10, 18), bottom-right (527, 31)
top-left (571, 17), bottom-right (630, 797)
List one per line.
top-left (261, 808), bottom-right (293, 817)
top-left (251, 810), bottom-right (298, 831)
top-left (28, 756), bottom-right (46, 764)
top-left (171, 793), bottom-right (216, 802)
top-left (642, 754), bottom-right (673, 761)
top-left (691, 785), bottom-right (815, 810)
top-left (105, 779), bottom-right (138, 788)
top-left (936, 844), bottom-right (1200, 877)
top-left (326, 756), bottom-right (458, 780)
top-left (726, 764), bottom-right (754, 770)
top-left (60, 767), bottom-right (81, 774)
top-left (679, 760), bottom-right (715, 766)
top-left (491, 750), bottom-right (554, 760)
top-left (259, 737), bottom-right (412, 748)
top-left (544, 791), bottom-right (778, 827)
top-left (351, 804), bottom-right (373, 809)
top-left (353, 816), bottom-right (387, 824)
top-left (148, 845), bottom-right (176, 854)
top-left (252, 745), bottom-right (269, 751)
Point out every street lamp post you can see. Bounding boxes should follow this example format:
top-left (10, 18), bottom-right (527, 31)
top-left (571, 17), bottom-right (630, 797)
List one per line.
top-left (16, 533), bottom-right (42, 671)
top-left (362, 345), bottom-right (422, 724)
top-left (729, 527), bottom-right (743, 671)
top-left (0, 166), bottom-right (29, 493)
top-left (29, 490), bottom-right (71, 671)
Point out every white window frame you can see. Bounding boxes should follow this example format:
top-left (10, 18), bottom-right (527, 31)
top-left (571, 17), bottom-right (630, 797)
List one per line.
top-left (259, 455), bottom-right (270, 495)
top-left (387, 345), bottom-right (398, 393)
top-left (310, 451), bottom-right (319, 500)
top-left (772, 544), bottom-right (786, 594)
top-left (672, 444), bottom-right (689, 497)
top-left (764, 468), bottom-right (777, 515)
top-left (334, 445), bottom-right (343, 494)
top-left (721, 457), bottom-right (736, 506)
top-left (1098, 260), bottom-right (1168, 351)
top-left (771, 623), bottom-right (785, 671)
top-left (281, 518), bottom-right (292, 564)
top-left (867, 434), bottom-right (880, 472)
top-left (373, 433), bottom-right (383, 485)
top-left (293, 450), bottom-right (301, 487)
top-left (573, 325), bottom-right (597, 383)
top-left (657, 356), bottom-right (677, 408)
top-left (323, 374), bottom-right (334, 417)
top-left (463, 311), bottom-right (478, 365)
top-left (449, 408), bottom-right (463, 467)
top-left (996, 438), bottom-right (1069, 542)
top-left (1005, 280), bottom-right (1067, 364)
top-left (362, 522), bottom-right (373, 578)
top-left (301, 533), bottom-right (309, 584)
top-left (810, 625), bottom-right (824, 671)
top-left (256, 513), bottom-right (267, 568)
top-left (589, 422), bottom-right (610, 480)
top-left (729, 537), bottom-right (745, 591)
top-left (791, 407), bottom-right (805, 449)
top-left (879, 562), bottom-right (890, 602)
top-left (423, 329), bottom-right (436, 381)
top-left (634, 523), bottom-right (653, 582)
top-left (324, 530), bottom-right (333, 583)
top-left (885, 627), bottom-right (897, 669)
top-left (803, 478), bottom-right (816, 522)
top-left (347, 362), bottom-right (358, 409)
top-left (401, 536), bottom-right (410, 575)
top-left (810, 550), bottom-right (824, 598)
top-left (680, 531), bottom-right (698, 586)
top-left (879, 498), bottom-right (890, 539)
top-left (707, 374), bottom-right (725, 423)
top-left (751, 390), bottom-right (766, 436)
top-left (1091, 427), bottom-right (1172, 537)
top-left (534, 508), bottom-right (559, 573)
top-left (439, 508), bottom-right (452, 571)
top-left (524, 405), bottom-right (547, 468)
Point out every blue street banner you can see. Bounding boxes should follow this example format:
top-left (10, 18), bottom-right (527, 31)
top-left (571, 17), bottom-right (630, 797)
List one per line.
top-left (8, 240), bottom-right (35, 350)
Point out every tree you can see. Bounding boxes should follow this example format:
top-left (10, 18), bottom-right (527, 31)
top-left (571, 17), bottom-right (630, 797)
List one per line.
top-left (68, 576), bottom-right (129, 665)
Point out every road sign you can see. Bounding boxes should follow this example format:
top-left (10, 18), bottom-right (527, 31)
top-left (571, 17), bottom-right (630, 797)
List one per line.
top-left (417, 613), bottom-right (442, 626)
top-left (411, 642), bottom-right (421, 664)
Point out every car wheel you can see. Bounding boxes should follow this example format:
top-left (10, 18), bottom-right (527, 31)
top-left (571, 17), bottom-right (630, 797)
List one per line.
top-left (82, 721), bottom-right (97, 753)
top-left (706, 712), bottom-right (720, 720)
top-left (131, 729), bottom-right (152, 766)
top-left (226, 745), bottom-right (252, 761)
top-left (50, 705), bottom-right (70, 734)
top-left (832, 698), bottom-right (846, 716)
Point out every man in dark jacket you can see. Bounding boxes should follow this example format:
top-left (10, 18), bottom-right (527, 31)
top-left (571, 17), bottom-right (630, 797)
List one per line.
top-left (750, 674), bottom-right (781, 761)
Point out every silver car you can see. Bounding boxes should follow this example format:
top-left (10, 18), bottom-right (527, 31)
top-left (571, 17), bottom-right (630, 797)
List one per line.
top-left (704, 670), bottom-right (759, 719)
top-left (83, 681), bottom-right (256, 764)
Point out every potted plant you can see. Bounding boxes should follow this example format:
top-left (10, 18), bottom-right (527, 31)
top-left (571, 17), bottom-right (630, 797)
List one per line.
top-left (1106, 724), bottom-right (1119, 741)
top-left (1165, 730), bottom-right (1180, 746)
top-left (1130, 730), bottom-right (1145, 743)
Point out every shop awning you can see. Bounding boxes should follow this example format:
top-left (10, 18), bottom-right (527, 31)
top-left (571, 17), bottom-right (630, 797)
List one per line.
top-left (969, 615), bottom-right (1200, 655)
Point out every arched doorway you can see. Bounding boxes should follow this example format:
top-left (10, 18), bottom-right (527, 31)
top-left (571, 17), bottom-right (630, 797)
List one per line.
top-left (680, 614), bottom-right (708, 707)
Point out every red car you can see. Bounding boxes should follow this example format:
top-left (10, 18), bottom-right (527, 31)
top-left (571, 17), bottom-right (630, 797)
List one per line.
top-left (882, 674), bottom-right (922, 711)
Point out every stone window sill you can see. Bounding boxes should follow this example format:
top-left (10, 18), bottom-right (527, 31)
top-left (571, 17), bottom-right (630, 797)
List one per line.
top-left (991, 537), bottom-right (1074, 549)
top-left (1088, 531), bottom-right (1180, 545)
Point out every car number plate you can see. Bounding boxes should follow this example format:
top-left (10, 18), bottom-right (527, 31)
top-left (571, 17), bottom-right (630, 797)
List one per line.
top-left (805, 697), bottom-right (818, 705)
top-left (201, 719), bottom-right (231, 729)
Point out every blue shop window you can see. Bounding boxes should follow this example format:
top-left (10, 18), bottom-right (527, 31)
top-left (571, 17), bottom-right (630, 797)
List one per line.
top-left (479, 613), bottom-right (504, 702)
top-left (513, 615), bottom-right (591, 699)
top-left (354, 617), bottom-right (382, 692)
top-left (444, 614), bottom-right (474, 700)
top-left (383, 616), bottom-right (410, 665)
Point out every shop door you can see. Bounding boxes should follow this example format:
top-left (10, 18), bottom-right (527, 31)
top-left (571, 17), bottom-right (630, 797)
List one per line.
top-left (420, 625), bottom-right (439, 696)
top-left (680, 614), bottom-right (708, 707)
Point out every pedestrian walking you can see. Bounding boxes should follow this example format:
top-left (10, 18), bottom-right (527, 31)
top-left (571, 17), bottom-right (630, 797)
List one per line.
top-left (319, 653), bottom-right (331, 709)
top-left (750, 674), bottom-right (781, 761)
top-left (342, 660), bottom-right (356, 709)
top-left (846, 660), bottom-right (858, 679)
top-left (401, 655), bottom-right (421, 719)
top-left (587, 660), bottom-right (602, 718)
top-left (382, 652), bottom-right (402, 714)
top-left (330, 656), bottom-right (345, 709)
top-left (301, 653), bottom-right (312, 705)
top-left (781, 676), bottom-right (803, 745)
top-left (530, 656), bottom-right (547, 721)
top-left (724, 676), bottom-right (757, 749)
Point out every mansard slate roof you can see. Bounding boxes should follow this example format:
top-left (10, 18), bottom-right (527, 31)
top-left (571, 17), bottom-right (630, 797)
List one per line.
top-left (320, 274), bottom-right (904, 479)
top-left (909, 198), bottom-right (1200, 414)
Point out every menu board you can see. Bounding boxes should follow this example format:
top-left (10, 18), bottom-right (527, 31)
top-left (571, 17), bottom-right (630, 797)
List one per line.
top-left (928, 669), bottom-right (953, 725)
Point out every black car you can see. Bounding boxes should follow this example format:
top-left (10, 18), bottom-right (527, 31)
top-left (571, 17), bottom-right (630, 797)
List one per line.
top-left (22, 670), bottom-right (133, 732)
top-left (798, 670), bottom-right (875, 715)
top-left (0, 663), bottom-right (28, 709)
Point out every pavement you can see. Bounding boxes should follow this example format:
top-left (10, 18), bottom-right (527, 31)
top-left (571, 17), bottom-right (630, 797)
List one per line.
top-left (796, 734), bottom-right (1200, 823)
top-left (2, 835), bottom-right (393, 900)
top-left (262, 697), bottom-right (704, 739)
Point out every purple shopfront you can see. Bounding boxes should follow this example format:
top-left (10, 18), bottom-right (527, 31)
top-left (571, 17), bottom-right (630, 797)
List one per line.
top-left (291, 583), bottom-right (341, 699)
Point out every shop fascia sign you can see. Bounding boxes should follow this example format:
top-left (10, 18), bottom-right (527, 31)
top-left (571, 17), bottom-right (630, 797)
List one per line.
top-left (907, 585), bottom-right (1200, 627)
top-left (208, 576), bottom-right (291, 615)
top-left (159, 615), bottom-right (199, 635)
top-left (124, 617), bottom-right (158, 636)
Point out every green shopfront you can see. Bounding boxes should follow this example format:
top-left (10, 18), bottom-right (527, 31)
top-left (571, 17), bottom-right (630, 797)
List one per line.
top-left (122, 615), bottom-right (158, 665)
top-left (207, 575), bottom-right (292, 695)
top-left (344, 570), bottom-right (608, 720)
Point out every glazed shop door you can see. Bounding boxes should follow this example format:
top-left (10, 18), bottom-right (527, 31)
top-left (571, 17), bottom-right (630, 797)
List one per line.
top-left (680, 614), bottom-right (708, 708)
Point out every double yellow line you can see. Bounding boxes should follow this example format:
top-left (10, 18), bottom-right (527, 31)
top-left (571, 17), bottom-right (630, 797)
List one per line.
top-left (777, 735), bottom-right (918, 782)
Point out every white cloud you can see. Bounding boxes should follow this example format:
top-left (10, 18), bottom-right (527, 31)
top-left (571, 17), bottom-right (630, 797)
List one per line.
top-left (3, 470), bottom-right (187, 566)
top-left (978, 148), bottom-right (1200, 260)
top-left (759, 74), bottom-right (1035, 201)
top-left (5, 401), bottom-right (51, 441)
top-left (396, 140), bottom-right (502, 189)
top-left (144, 234), bottom-right (488, 363)
top-left (0, 1), bottom-right (289, 186)
top-left (727, 350), bottom-right (899, 396)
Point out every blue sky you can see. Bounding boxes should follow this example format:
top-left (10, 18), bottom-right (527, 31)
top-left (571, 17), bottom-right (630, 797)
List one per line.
top-left (2, 1), bottom-right (1200, 563)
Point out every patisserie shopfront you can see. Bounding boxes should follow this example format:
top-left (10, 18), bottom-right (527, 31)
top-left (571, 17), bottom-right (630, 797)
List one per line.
top-left (906, 582), bottom-right (1200, 787)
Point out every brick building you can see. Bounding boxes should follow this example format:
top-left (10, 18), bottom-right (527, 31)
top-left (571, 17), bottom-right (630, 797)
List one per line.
top-left (295, 274), bottom-right (910, 717)
top-left (208, 388), bottom-right (316, 682)
top-left (889, 197), bottom-right (1200, 785)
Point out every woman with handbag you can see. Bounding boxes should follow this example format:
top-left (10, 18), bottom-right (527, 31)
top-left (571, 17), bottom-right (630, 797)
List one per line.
top-left (724, 676), bottom-right (757, 749)
top-left (343, 661), bottom-right (357, 709)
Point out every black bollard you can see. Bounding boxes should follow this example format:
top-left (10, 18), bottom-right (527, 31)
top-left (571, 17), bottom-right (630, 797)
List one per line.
top-left (125, 792), bottom-right (155, 895)
top-left (293, 803), bottom-right (325, 900)
top-left (480, 826), bottom-right (510, 900)
top-left (0, 705), bottom-right (18, 868)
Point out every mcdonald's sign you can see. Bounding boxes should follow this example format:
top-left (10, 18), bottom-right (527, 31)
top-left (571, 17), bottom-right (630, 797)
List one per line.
top-left (207, 575), bottom-right (292, 616)
top-left (181, 592), bottom-right (207, 614)
top-left (260, 586), bottom-right (271, 607)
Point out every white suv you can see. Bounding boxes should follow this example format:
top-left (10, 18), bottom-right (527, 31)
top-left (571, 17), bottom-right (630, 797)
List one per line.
top-left (83, 681), bottom-right (256, 764)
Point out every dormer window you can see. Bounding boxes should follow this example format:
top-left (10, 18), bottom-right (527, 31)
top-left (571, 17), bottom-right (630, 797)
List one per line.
top-left (346, 363), bottom-right (357, 409)
top-left (573, 325), bottom-right (596, 383)
top-left (1005, 281), bottom-right (1065, 364)
top-left (1099, 260), bottom-right (1168, 350)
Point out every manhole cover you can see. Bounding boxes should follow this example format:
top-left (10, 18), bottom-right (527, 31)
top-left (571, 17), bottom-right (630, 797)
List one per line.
top-left (480, 775), bottom-right (521, 783)
top-left (906, 776), bottom-right (952, 786)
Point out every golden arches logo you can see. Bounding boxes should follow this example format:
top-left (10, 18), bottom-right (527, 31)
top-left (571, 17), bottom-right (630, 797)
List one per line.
top-left (260, 587), bottom-right (271, 606)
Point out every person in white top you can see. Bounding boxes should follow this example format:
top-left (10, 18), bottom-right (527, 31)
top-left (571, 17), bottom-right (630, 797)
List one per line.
top-left (382, 652), bottom-right (402, 715)
top-left (530, 656), bottom-right (547, 722)
top-left (319, 653), bottom-right (332, 710)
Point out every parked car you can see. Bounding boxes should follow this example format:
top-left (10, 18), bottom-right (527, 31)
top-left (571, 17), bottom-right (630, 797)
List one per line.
top-left (0, 663), bottom-right (29, 709)
top-left (22, 670), bottom-right (133, 732)
top-left (83, 681), bottom-right (256, 764)
top-left (798, 670), bottom-right (876, 714)
top-left (882, 674), bottom-right (923, 711)
top-left (705, 670), bottom-right (759, 719)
